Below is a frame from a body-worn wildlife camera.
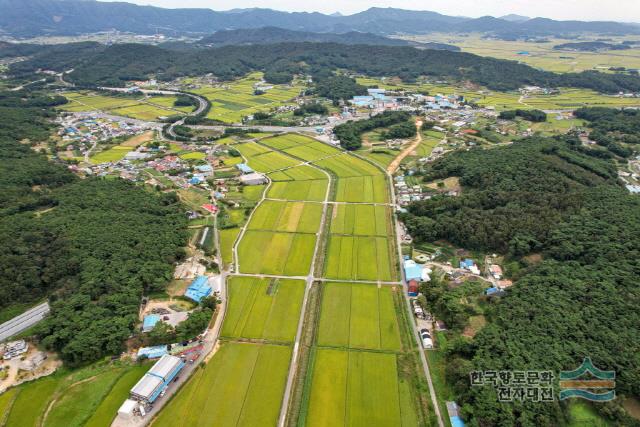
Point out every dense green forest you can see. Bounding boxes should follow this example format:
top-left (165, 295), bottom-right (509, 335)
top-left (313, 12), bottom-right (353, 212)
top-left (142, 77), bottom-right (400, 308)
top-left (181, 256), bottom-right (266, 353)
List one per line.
top-left (8, 41), bottom-right (640, 93)
top-left (334, 111), bottom-right (413, 150)
top-left (402, 137), bottom-right (640, 425)
top-left (0, 90), bottom-right (187, 365)
top-left (575, 107), bottom-right (640, 157)
top-left (499, 109), bottom-right (547, 122)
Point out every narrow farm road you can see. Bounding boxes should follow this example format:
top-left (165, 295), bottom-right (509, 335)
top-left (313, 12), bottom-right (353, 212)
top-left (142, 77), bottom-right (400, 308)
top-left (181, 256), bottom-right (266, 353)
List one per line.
top-left (387, 119), bottom-right (423, 174)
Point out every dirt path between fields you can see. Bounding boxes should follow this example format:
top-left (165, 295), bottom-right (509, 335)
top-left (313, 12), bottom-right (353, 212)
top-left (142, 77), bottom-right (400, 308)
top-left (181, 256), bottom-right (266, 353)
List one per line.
top-left (387, 119), bottom-right (422, 174)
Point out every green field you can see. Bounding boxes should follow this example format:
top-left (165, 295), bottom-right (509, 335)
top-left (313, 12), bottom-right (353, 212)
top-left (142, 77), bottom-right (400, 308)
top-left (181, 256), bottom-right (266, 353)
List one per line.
top-left (90, 145), bottom-right (132, 164)
top-left (317, 283), bottom-right (402, 351)
top-left (304, 349), bottom-right (410, 427)
top-left (153, 342), bottom-right (291, 427)
top-left (267, 179), bottom-right (327, 201)
top-left (192, 72), bottom-right (305, 123)
top-left (330, 204), bottom-right (389, 236)
top-left (235, 142), bottom-right (301, 172)
top-left (324, 235), bottom-right (396, 282)
top-left (248, 200), bottom-right (322, 234)
top-left (178, 151), bottom-right (206, 160)
top-left (219, 227), bottom-right (240, 266)
top-left (268, 164), bottom-right (327, 182)
top-left (222, 277), bottom-right (305, 342)
top-left (61, 91), bottom-right (190, 121)
top-left (1, 362), bottom-right (149, 427)
top-left (237, 231), bottom-right (316, 276)
top-left (313, 154), bottom-right (388, 203)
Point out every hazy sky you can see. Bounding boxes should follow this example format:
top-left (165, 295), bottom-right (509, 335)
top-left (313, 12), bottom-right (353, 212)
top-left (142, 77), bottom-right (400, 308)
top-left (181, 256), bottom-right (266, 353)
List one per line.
top-left (108, 0), bottom-right (640, 22)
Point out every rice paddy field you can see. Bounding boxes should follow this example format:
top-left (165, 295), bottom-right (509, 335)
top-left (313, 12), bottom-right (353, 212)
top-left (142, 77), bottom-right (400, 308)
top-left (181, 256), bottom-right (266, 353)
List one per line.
top-left (1, 362), bottom-right (149, 427)
top-left (247, 200), bottom-right (323, 234)
top-left (237, 231), bottom-right (316, 276)
top-left (330, 204), bottom-right (390, 236)
top-left (324, 235), bottom-right (396, 282)
top-left (235, 142), bottom-right (301, 172)
top-left (317, 282), bottom-right (402, 351)
top-left (152, 342), bottom-right (291, 427)
top-left (221, 277), bottom-right (305, 342)
top-left (302, 349), bottom-right (415, 427)
top-left (192, 72), bottom-right (305, 123)
top-left (411, 33), bottom-right (640, 73)
top-left (313, 154), bottom-right (389, 203)
top-left (60, 91), bottom-right (193, 120)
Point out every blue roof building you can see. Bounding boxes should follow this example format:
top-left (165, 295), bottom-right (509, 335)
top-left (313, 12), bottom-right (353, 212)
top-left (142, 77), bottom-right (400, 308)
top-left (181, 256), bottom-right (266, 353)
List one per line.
top-left (236, 163), bottom-right (254, 174)
top-left (137, 345), bottom-right (168, 359)
top-left (404, 260), bottom-right (423, 282)
top-left (142, 314), bottom-right (161, 332)
top-left (190, 176), bottom-right (202, 185)
top-left (185, 276), bottom-right (212, 303)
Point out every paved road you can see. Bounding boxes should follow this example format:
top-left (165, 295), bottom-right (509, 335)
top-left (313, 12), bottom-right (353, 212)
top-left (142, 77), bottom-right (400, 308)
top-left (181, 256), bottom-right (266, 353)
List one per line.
top-left (0, 303), bottom-right (50, 342)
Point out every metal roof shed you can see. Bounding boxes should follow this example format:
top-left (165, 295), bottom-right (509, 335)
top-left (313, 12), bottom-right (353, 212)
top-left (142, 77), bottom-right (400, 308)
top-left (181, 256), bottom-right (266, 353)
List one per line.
top-left (130, 374), bottom-right (164, 402)
top-left (149, 354), bottom-right (183, 382)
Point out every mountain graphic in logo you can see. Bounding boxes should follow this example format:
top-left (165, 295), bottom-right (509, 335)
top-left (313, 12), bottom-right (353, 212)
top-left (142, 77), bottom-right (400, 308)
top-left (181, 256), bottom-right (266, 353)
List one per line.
top-left (559, 358), bottom-right (615, 401)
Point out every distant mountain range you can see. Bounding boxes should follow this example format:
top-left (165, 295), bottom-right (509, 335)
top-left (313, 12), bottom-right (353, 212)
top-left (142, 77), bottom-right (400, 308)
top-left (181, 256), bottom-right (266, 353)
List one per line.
top-left (197, 27), bottom-right (460, 51)
top-left (0, 0), bottom-right (638, 38)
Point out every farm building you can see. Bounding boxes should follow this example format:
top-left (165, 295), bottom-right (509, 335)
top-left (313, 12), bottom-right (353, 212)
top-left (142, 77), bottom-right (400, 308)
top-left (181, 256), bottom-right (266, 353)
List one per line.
top-left (236, 163), bottom-right (254, 174)
top-left (239, 172), bottom-right (267, 185)
top-left (185, 276), bottom-right (212, 302)
top-left (130, 354), bottom-right (185, 404)
top-left (137, 345), bottom-right (168, 359)
top-left (403, 259), bottom-right (423, 281)
top-left (408, 280), bottom-right (419, 297)
top-left (142, 314), bottom-right (161, 332)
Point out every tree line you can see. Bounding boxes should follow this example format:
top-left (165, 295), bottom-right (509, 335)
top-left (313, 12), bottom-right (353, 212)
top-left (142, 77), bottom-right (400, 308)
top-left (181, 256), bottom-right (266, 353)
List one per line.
top-left (400, 135), bottom-right (640, 425)
top-left (334, 111), bottom-right (413, 150)
top-left (0, 89), bottom-right (188, 365)
top-left (9, 41), bottom-right (640, 94)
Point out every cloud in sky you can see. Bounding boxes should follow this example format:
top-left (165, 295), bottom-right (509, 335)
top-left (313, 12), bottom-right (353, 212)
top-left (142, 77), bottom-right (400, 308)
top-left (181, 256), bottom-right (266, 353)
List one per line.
top-left (110, 0), bottom-right (640, 22)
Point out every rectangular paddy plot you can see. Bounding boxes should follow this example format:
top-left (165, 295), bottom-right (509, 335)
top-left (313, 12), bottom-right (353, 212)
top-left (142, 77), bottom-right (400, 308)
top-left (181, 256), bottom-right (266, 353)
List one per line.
top-left (237, 231), bottom-right (316, 276)
top-left (313, 154), bottom-right (389, 203)
top-left (259, 134), bottom-right (317, 150)
top-left (267, 164), bottom-right (328, 202)
top-left (304, 349), bottom-right (409, 427)
top-left (330, 204), bottom-right (390, 236)
top-left (317, 282), bottom-right (402, 351)
top-left (324, 235), bottom-right (396, 282)
top-left (248, 200), bottom-right (322, 233)
top-left (222, 277), bottom-right (304, 342)
top-left (153, 342), bottom-right (291, 427)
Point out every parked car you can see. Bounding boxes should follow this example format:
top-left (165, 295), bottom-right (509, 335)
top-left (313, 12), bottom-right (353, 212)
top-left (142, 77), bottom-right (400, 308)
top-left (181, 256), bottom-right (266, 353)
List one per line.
top-left (420, 328), bottom-right (431, 338)
top-left (421, 334), bottom-right (433, 349)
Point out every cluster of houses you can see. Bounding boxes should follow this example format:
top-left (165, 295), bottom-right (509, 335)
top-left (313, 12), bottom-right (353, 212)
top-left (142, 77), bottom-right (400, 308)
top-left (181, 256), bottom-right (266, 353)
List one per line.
top-left (1, 340), bottom-right (28, 360)
top-left (459, 259), bottom-right (481, 275)
top-left (57, 114), bottom-right (152, 153)
top-left (404, 258), bottom-right (432, 297)
top-left (349, 88), bottom-right (466, 112)
top-left (394, 175), bottom-right (432, 206)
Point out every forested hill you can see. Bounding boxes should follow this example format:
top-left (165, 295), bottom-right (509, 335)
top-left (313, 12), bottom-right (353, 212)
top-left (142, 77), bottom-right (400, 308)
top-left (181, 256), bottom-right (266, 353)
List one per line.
top-left (198, 27), bottom-right (460, 51)
top-left (402, 137), bottom-right (640, 425)
top-left (0, 90), bottom-right (187, 365)
top-left (9, 41), bottom-right (640, 93)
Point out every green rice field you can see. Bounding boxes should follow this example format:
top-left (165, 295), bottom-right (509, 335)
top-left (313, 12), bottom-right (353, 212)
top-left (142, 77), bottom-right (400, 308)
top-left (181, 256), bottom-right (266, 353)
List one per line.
top-left (1, 362), bottom-right (149, 427)
top-left (152, 342), bottom-right (291, 427)
top-left (89, 145), bottom-right (132, 164)
top-left (317, 282), bottom-right (402, 351)
top-left (192, 72), bottom-right (305, 123)
top-left (303, 349), bottom-right (412, 427)
top-left (330, 204), bottom-right (390, 236)
top-left (268, 164), bottom-right (327, 182)
top-left (237, 231), bottom-right (316, 276)
top-left (222, 277), bottom-right (305, 342)
top-left (324, 235), bottom-right (396, 282)
top-left (248, 200), bottom-right (323, 234)
top-left (61, 91), bottom-right (192, 121)
top-left (267, 179), bottom-right (327, 201)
